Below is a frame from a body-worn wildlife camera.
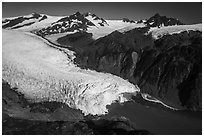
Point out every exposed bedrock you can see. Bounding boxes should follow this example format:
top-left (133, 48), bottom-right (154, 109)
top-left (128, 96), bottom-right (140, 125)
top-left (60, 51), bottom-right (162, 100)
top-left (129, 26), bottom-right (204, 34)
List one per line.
top-left (57, 27), bottom-right (202, 111)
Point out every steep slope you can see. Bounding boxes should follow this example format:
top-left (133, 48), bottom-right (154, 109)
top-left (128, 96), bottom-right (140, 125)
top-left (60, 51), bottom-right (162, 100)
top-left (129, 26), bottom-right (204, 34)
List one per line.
top-left (3, 12), bottom-right (145, 40)
top-left (134, 30), bottom-right (202, 110)
top-left (3, 12), bottom-right (201, 111)
top-left (145, 13), bottom-right (184, 27)
top-left (36, 12), bottom-right (144, 39)
top-left (56, 25), bottom-right (202, 111)
top-left (83, 12), bottom-right (108, 27)
top-left (2, 29), bottom-right (140, 116)
top-left (36, 12), bottom-right (104, 36)
top-left (2, 13), bottom-right (58, 30)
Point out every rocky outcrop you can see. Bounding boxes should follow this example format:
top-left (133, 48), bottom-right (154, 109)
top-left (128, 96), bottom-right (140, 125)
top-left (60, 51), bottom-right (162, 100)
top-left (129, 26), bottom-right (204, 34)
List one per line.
top-left (36, 12), bottom-right (108, 36)
top-left (122, 18), bottom-right (136, 23)
top-left (146, 13), bottom-right (184, 27)
top-left (56, 27), bottom-right (202, 111)
top-left (2, 12), bottom-right (44, 29)
top-left (134, 30), bottom-right (202, 110)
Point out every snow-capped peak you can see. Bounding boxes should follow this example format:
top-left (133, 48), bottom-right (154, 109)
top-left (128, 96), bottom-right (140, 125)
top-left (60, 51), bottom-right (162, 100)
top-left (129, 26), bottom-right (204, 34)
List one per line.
top-left (83, 12), bottom-right (108, 27)
top-left (145, 13), bottom-right (184, 27)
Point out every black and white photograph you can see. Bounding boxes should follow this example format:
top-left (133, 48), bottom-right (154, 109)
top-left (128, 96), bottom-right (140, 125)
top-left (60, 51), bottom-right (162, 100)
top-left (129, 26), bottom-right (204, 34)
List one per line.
top-left (2, 1), bottom-right (202, 135)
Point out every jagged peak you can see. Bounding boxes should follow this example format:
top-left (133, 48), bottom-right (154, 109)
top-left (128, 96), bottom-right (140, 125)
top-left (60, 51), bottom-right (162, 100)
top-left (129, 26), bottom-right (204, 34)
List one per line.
top-left (122, 18), bottom-right (136, 23)
top-left (30, 12), bottom-right (42, 18)
top-left (74, 11), bottom-right (82, 16)
top-left (83, 12), bottom-right (92, 17)
top-left (153, 13), bottom-right (161, 17)
top-left (146, 13), bottom-right (184, 27)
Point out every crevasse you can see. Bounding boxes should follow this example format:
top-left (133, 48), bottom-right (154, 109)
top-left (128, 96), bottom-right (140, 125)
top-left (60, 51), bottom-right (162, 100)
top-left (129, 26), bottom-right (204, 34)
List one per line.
top-left (2, 29), bottom-right (140, 115)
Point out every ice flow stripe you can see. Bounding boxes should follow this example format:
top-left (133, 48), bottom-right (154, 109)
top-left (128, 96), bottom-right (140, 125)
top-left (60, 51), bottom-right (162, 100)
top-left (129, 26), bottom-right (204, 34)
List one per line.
top-left (2, 29), bottom-right (140, 115)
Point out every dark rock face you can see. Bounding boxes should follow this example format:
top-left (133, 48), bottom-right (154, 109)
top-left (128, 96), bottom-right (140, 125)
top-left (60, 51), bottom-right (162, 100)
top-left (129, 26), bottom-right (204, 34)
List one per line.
top-left (39, 15), bottom-right (48, 22)
top-left (63, 27), bottom-right (153, 78)
top-left (135, 31), bottom-right (202, 110)
top-left (3, 17), bottom-right (26, 29)
top-left (57, 31), bottom-right (94, 48)
top-left (2, 13), bottom-right (43, 29)
top-left (122, 18), bottom-right (136, 23)
top-left (56, 27), bottom-right (202, 111)
top-left (37, 12), bottom-right (108, 36)
top-left (146, 13), bottom-right (184, 27)
top-left (11, 22), bottom-right (35, 29)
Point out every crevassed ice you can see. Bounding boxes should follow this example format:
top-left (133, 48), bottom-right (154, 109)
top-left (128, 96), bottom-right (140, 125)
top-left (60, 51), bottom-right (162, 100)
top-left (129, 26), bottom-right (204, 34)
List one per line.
top-left (2, 30), bottom-right (140, 115)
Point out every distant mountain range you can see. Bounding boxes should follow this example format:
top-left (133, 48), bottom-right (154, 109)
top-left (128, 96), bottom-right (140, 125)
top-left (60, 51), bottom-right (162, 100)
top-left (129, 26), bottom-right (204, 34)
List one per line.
top-left (2, 12), bottom-right (186, 35)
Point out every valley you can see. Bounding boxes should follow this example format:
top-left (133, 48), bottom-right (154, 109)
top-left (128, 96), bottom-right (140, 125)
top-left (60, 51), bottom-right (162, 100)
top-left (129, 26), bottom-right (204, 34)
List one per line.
top-left (2, 10), bottom-right (202, 135)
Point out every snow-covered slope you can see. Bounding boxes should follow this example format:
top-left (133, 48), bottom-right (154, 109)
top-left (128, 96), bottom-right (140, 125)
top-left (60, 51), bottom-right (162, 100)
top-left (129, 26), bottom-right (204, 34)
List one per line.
top-left (87, 20), bottom-right (145, 39)
top-left (3, 12), bottom-right (146, 40)
top-left (2, 29), bottom-right (140, 115)
top-left (17, 15), bottom-right (62, 31)
top-left (148, 24), bottom-right (202, 39)
top-left (2, 13), bottom-right (62, 31)
top-left (83, 12), bottom-right (109, 27)
top-left (37, 12), bottom-right (145, 39)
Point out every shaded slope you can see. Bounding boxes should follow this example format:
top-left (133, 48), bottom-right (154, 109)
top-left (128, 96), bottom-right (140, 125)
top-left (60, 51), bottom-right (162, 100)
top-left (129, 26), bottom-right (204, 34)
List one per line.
top-left (56, 27), bottom-right (202, 111)
top-left (146, 13), bottom-right (184, 27)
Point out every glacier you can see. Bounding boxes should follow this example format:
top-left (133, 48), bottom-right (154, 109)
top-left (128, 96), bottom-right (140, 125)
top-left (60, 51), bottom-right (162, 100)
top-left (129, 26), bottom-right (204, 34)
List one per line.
top-left (2, 29), bottom-right (140, 116)
top-left (148, 24), bottom-right (202, 39)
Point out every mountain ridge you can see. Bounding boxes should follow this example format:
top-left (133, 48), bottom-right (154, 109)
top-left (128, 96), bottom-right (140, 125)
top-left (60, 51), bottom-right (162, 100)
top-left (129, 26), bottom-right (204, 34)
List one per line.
top-left (2, 12), bottom-right (202, 111)
top-left (2, 12), bottom-right (186, 33)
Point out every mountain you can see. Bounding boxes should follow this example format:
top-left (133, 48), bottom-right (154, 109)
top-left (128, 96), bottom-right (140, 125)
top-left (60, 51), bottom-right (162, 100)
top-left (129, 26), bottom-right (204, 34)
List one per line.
top-left (2, 13), bottom-right (48, 29)
top-left (122, 18), bottom-right (136, 23)
top-left (2, 11), bottom-right (202, 135)
top-left (2, 12), bottom-right (202, 112)
top-left (2, 12), bottom-right (62, 31)
top-left (36, 12), bottom-right (109, 36)
top-left (56, 25), bottom-right (202, 111)
top-left (145, 13), bottom-right (184, 27)
top-left (2, 12), bottom-right (144, 39)
top-left (83, 12), bottom-right (108, 26)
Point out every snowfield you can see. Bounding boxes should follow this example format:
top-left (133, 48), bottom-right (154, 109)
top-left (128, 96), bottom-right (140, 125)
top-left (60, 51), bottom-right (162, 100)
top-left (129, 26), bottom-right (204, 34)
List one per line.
top-left (148, 24), bottom-right (202, 39)
top-left (88, 20), bottom-right (145, 39)
top-left (2, 29), bottom-right (140, 115)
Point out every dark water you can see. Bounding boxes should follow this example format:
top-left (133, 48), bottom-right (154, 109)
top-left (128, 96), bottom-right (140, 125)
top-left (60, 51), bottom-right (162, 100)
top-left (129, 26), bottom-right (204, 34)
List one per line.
top-left (105, 96), bottom-right (202, 135)
top-left (2, 81), bottom-right (201, 135)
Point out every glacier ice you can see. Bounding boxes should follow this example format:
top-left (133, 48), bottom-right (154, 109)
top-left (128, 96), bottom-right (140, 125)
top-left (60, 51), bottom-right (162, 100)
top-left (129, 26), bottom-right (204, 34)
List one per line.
top-left (2, 30), bottom-right (140, 115)
top-left (148, 24), bottom-right (202, 39)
